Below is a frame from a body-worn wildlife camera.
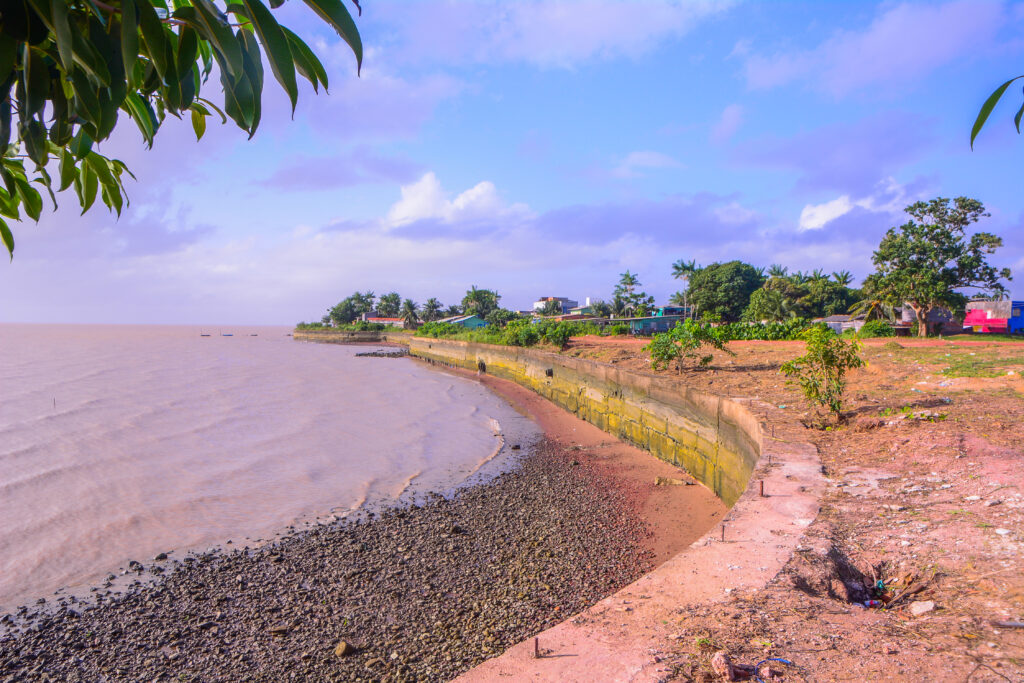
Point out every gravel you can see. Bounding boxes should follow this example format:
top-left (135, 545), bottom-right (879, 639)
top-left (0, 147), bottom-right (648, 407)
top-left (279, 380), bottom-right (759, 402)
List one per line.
top-left (0, 438), bottom-right (654, 682)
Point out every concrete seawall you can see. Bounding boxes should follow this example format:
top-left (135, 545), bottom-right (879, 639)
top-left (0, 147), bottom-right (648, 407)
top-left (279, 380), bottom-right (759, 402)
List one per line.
top-left (407, 337), bottom-right (759, 507)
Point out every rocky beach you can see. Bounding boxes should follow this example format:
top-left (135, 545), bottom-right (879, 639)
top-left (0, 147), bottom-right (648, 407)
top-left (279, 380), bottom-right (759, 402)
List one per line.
top-left (0, 370), bottom-right (724, 682)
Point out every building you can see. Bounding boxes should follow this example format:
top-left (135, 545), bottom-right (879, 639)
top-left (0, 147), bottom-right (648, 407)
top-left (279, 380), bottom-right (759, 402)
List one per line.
top-left (533, 296), bottom-right (579, 314)
top-left (898, 305), bottom-right (961, 335)
top-left (437, 314), bottom-right (489, 329)
top-left (620, 315), bottom-right (683, 335)
top-left (964, 300), bottom-right (1024, 334)
top-left (365, 317), bottom-right (405, 328)
top-left (812, 314), bottom-right (865, 334)
top-left (656, 305), bottom-right (692, 318)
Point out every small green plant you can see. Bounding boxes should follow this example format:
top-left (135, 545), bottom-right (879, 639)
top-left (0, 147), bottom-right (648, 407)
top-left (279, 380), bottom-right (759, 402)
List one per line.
top-left (780, 326), bottom-right (865, 420)
top-left (608, 323), bottom-right (630, 336)
top-left (646, 320), bottom-right (735, 372)
top-left (694, 636), bottom-right (714, 648)
top-left (858, 319), bottom-right (896, 338)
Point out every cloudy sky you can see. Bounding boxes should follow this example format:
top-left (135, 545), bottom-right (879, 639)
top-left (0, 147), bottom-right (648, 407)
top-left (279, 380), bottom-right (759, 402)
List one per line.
top-left (3, 0), bottom-right (1024, 324)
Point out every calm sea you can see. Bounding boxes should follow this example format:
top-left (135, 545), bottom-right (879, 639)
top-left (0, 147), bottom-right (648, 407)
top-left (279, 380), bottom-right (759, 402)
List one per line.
top-left (0, 325), bottom-right (537, 610)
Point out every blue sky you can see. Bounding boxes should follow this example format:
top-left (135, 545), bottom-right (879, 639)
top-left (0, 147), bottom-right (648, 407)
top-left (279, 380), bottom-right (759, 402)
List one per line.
top-left (3, 0), bottom-right (1024, 324)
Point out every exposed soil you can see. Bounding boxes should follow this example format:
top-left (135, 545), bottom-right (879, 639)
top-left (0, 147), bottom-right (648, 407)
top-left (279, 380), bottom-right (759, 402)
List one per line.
top-left (562, 335), bottom-right (1024, 682)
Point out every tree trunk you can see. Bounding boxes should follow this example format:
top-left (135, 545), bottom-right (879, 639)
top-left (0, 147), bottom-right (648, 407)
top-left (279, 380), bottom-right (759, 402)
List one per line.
top-left (915, 305), bottom-right (930, 338)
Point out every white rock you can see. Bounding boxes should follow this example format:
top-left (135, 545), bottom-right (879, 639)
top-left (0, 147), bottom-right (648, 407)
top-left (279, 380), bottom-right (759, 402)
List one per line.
top-left (909, 601), bottom-right (936, 616)
top-left (995, 528), bottom-right (1012, 536)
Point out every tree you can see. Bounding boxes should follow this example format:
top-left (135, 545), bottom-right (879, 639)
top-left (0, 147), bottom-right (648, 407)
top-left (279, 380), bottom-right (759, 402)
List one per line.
top-left (768, 264), bottom-right (789, 278)
top-left (461, 286), bottom-right (500, 318)
top-left (422, 298), bottom-right (443, 322)
top-left (589, 299), bottom-right (613, 318)
top-left (971, 74), bottom-right (1024, 149)
top-left (444, 304), bottom-right (463, 317)
top-left (485, 308), bottom-right (520, 327)
top-left (328, 290), bottom-right (375, 325)
top-left (671, 259), bottom-right (698, 316)
top-left (832, 270), bottom-right (854, 287)
top-left (742, 287), bottom-right (792, 322)
top-left (377, 291), bottom-right (401, 317)
top-left (869, 197), bottom-right (1011, 337)
top-left (539, 299), bottom-right (563, 316)
top-left (646, 319), bottom-right (734, 373)
top-left (400, 299), bottom-right (419, 329)
top-left (685, 261), bottom-right (765, 322)
top-left (0, 0), bottom-right (362, 260)
top-left (613, 270), bottom-right (655, 317)
top-left (781, 327), bottom-right (864, 422)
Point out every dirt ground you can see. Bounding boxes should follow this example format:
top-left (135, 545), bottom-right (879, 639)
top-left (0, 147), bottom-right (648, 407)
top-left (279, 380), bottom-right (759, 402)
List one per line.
top-left (560, 335), bottom-right (1024, 682)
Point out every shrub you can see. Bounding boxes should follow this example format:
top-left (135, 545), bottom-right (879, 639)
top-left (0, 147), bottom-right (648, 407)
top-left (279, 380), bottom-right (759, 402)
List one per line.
top-left (502, 319), bottom-right (541, 347)
top-left (608, 324), bottom-right (630, 336)
top-left (858, 319), bottom-right (895, 338)
top-left (415, 322), bottom-right (466, 338)
top-left (646, 320), bottom-right (734, 372)
top-left (780, 326), bottom-right (865, 420)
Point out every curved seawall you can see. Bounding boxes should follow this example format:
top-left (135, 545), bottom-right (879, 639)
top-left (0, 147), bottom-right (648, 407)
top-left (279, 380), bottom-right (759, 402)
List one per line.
top-left (407, 337), bottom-right (760, 507)
top-left (398, 336), bottom-right (823, 682)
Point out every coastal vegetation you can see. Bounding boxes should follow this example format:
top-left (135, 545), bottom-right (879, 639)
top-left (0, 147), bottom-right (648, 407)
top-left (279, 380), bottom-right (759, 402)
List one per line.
top-left (0, 0), bottom-right (362, 259)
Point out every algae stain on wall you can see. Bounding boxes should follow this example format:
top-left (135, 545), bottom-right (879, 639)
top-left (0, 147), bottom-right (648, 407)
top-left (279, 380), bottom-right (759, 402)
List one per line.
top-left (406, 338), bottom-right (760, 508)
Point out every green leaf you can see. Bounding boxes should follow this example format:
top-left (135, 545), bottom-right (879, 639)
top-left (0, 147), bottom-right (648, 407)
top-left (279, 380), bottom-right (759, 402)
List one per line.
top-left (70, 68), bottom-right (102, 129)
top-left (971, 75), bottom-right (1024, 149)
top-left (191, 107), bottom-right (207, 140)
top-left (20, 120), bottom-right (48, 167)
top-left (70, 27), bottom-right (112, 86)
top-left (34, 166), bottom-right (57, 210)
top-left (50, 0), bottom-right (73, 71)
top-left (301, 0), bottom-right (362, 74)
top-left (0, 34), bottom-right (16, 83)
top-left (0, 217), bottom-right (13, 260)
top-left (70, 127), bottom-right (93, 158)
top-left (14, 175), bottom-right (42, 221)
top-left (58, 149), bottom-right (77, 191)
top-left (242, 0), bottom-right (298, 112)
top-left (1015, 98), bottom-right (1024, 134)
top-left (122, 92), bottom-right (157, 146)
top-left (121, 0), bottom-right (139, 87)
top-left (180, 1), bottom-right (245, 79)
top-left (24, 47), bottom-right (50, 119)
top-left (76, 162), bottom-right (98, 214)
top-left (137, 0), bottom-right (177, 86)
top-left (281, 26), bottom-right (328, 92)
top-left (85, 152), bottom-right (116, 191)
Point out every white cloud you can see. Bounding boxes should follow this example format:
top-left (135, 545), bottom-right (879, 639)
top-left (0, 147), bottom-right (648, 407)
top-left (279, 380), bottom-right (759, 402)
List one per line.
top-left (743, 0), bottom-right (1006, 96)
top-left (612, 150), bottom-right (682, 178)
top-left (384, 172), bottom-right (529, 228)
top-left (799, 196), bottom-right (856, 231)
top-left (711, 104), bottom-right (743, 143)
top-left (384, 0), bottom-right (735, 68)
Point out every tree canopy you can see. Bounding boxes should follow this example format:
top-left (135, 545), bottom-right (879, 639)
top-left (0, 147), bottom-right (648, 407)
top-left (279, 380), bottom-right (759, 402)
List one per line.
top-left (0, 0), bottom-right (362, 259)
top-left (868, 197), bottom-right (1011, 337)
top-left (613, 270), bottom-right (655, 316)
top-left (377, 291), bottom-right (401, 317)
top-left (686, 260), bottom-right (765, 322)
top-left (461, 286), bottom-right (500, 319)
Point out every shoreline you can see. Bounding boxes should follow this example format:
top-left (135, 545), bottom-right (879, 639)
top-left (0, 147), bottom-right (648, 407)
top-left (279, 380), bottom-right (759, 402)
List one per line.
top-left (0, 356), bottom-right (722, 681)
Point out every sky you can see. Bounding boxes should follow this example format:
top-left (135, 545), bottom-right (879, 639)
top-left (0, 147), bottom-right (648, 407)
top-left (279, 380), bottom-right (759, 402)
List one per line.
top-left (3, 0), bottom-right (1024, 324)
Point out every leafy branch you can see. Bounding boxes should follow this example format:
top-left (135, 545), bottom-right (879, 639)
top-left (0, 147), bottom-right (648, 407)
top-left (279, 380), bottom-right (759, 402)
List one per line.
top-left (0, 0), bottom-right (362, 260)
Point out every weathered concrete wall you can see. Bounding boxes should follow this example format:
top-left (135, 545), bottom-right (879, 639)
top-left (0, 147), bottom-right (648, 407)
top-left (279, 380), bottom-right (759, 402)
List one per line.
top-left (407, 337), bottom-right (760, 507)
top-left (292, 330), bottom-right (411, 344)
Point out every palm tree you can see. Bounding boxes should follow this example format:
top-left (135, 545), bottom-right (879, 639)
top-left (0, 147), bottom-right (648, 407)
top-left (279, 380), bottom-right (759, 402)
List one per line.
top-left (810, 268), bottom-right (828, 282)
top-left (444, 304), bottom-right (463, 317)
top-left (400, 299), bottom-right (420, 329)
top-left (768, 264), bottom-right (789, 278)
top-left (832, 270), bottom-right (853, 286)
top-left (668, 291), bottom-right (687, 306)
top-left (790, 270), bottom-right (808, 284)
top-left (422, 298), bottom-right (443, 322)
top-left (671, 259), bottom-right (698, 280)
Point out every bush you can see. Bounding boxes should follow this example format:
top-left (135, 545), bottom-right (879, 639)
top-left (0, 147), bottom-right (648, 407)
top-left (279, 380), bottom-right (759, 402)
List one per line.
top-left (780, 327), bottom-right (865, 420)
top-left (415, 322), bottom-right (466, 338)
top-left (714, 319), bottom-right (812, 341)
top-left (645, 320), bottom-right (735, 372)
top-left (502, 319), bottom-right (541, 347)
top-left (608, 324), bottom-right (629, 336)
top-left (858, 319), bottom-right (895, 338)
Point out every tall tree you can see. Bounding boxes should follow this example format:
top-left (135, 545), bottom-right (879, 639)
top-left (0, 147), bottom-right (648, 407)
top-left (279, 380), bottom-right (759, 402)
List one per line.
top-left (377, 292), bottom-right (401, 317)
top-left (400, 299), bottom-right (419, 328)
top-left (613, 270), bottom-right (654, 316)
top-left (768, 264), bottom-right (789, 278)
top-left (869, 197), bottom-right (1011, 337)
top-left (539, 299), bottom-right (563, 316)
top-left (422, 298), bottom-right (443, 322)
top-left (0, 0), bottom-right (362, 259)
top-left (686, 261), bottom-right (765, 322)
top-left (461, 286), bottom-right (500, 318)
top-left (328, 290), bottom-right (375, 325)
top-left (671, 259), bottom-right (699, 316)
top-left (832, 270), bottom-right (854, 287)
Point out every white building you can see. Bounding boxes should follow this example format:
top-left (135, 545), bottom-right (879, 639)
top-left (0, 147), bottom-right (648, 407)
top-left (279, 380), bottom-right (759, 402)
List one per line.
top-left (532, 296), bottom-right (579, 314)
